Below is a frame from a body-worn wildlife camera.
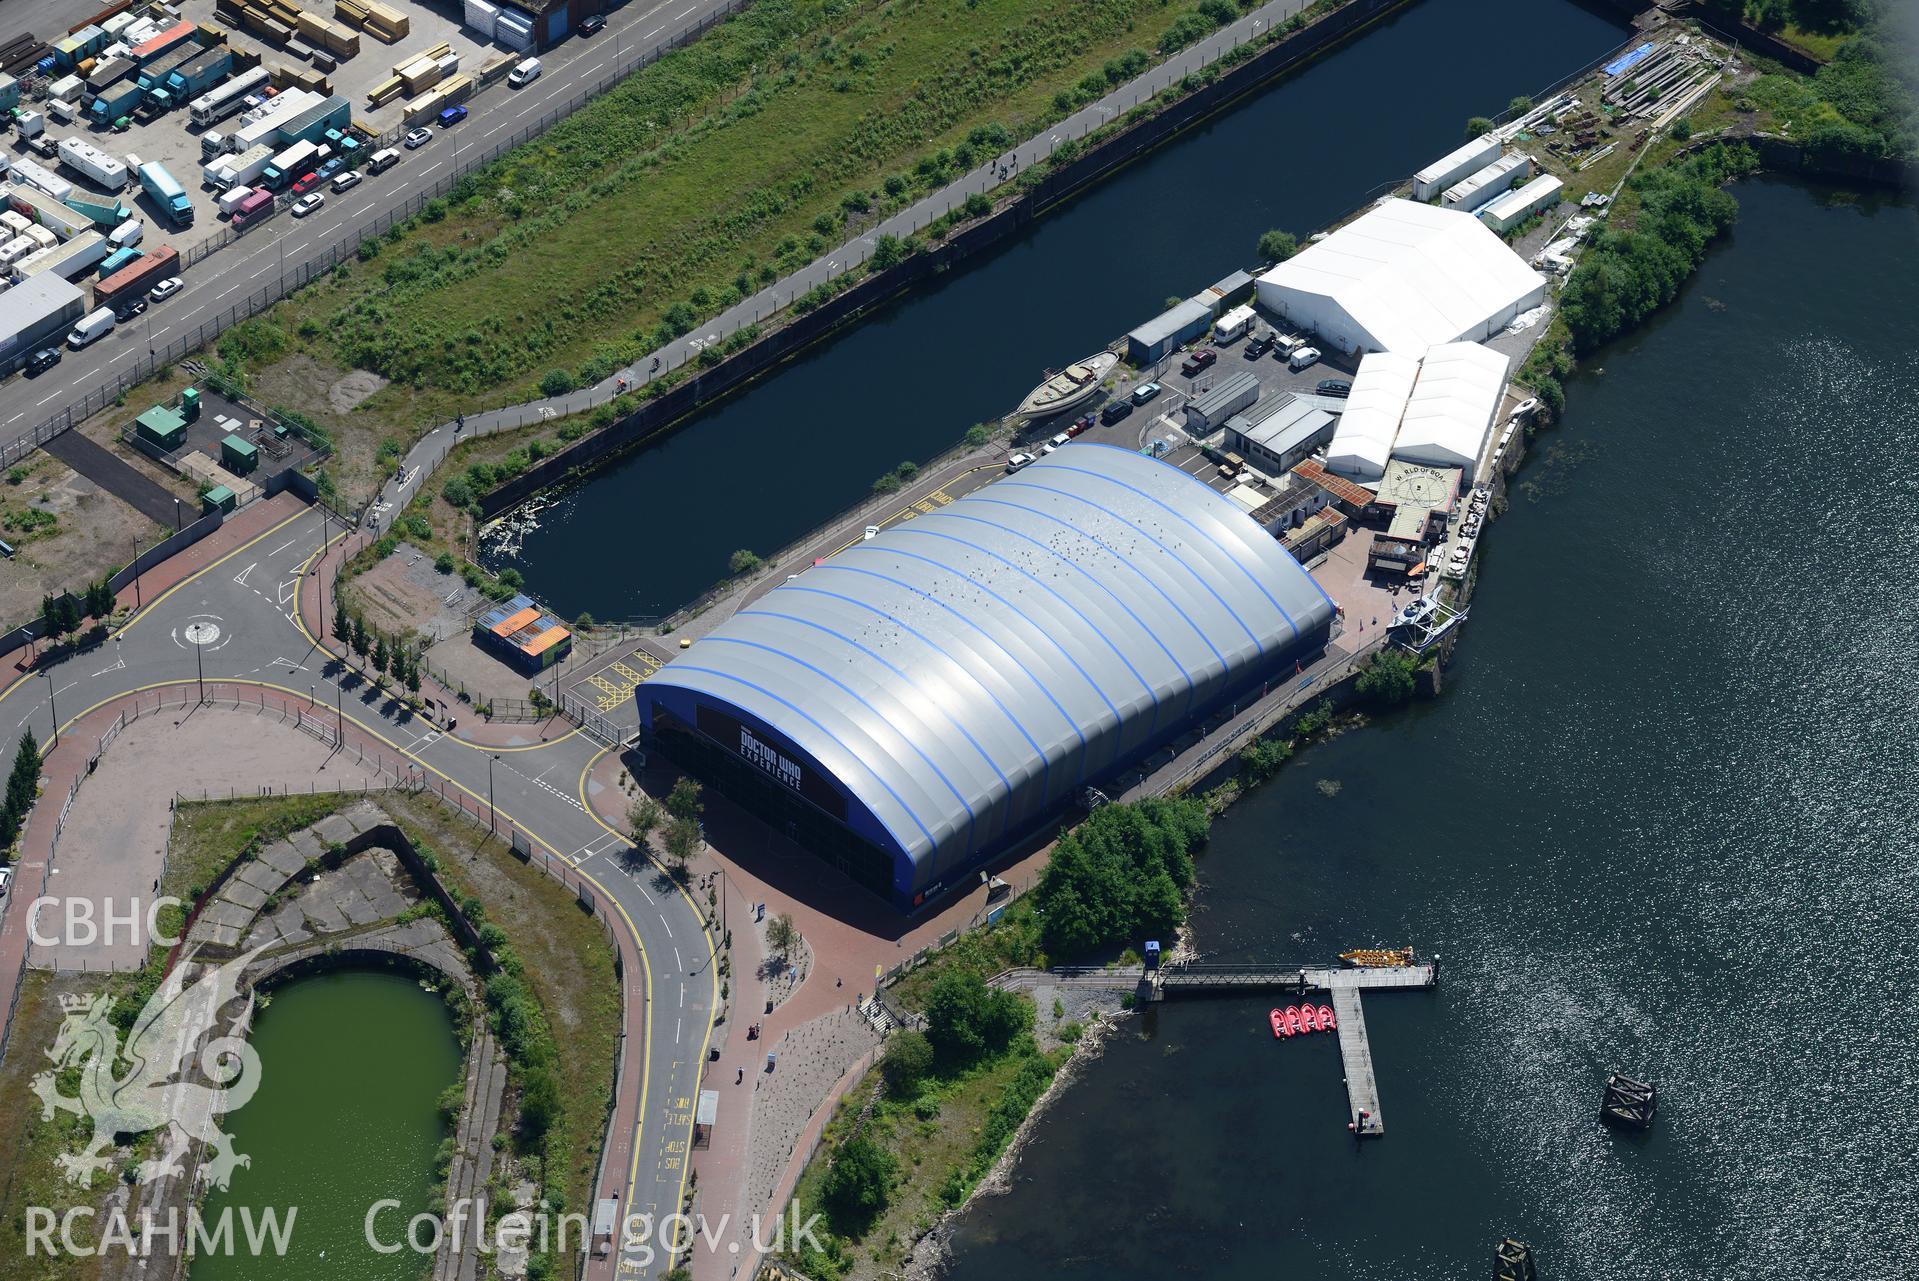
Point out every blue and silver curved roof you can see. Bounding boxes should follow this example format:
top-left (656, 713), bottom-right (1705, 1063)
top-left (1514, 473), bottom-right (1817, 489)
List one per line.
top-left (639, 442), bottom-right (1335, 898)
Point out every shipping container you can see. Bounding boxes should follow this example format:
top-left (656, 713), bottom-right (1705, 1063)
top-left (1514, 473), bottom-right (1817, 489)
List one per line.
top-left (94, 244), bottom-right (179, 309)
top-left (135, 40), bottom-right (201, 91)
top-left (84, 55), bottom-right (136, 93)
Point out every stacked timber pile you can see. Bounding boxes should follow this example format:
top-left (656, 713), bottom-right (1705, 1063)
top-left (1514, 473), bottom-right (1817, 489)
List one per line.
top-left (334, 0), bottom-right (409, 42)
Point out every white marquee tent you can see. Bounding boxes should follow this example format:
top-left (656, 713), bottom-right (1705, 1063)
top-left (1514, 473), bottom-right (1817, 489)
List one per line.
top-left (1255, 199), bottom-right (1547, 356)
top-left (1325, 351), bottom-right (1419, 482)
top-left (1391, 342), bottom-right (1511, 475)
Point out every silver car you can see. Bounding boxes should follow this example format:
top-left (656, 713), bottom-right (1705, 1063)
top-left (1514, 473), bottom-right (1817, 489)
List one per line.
top-left (404, 127), bottom-right (433, 149)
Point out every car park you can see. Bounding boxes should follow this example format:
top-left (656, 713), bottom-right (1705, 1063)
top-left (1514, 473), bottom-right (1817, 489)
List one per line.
top-left (405, 127), bottom-right (433, 149)
top-left (148, 276), bottom-right (183, 302)
top-left (1316, 379), bottom-right (1352, 398)
top-left (1100, 399), bottom-right (1133, 425)
top-left (331, 169), bottom-right (363, 193)
top-left (1005, 452), bottom-right (1036, 472)
top-left (438, 104), bottom-right (468, 128)
top-left (579, 14), bottom-right (606, 34)
top-left (1131, 382), bottom-right (1162, 406)
top-left (26, 348), bottom-right (62, 375)
top-left (291, 191), bottom-right (325, 217)
top-left (1180, 348), bottom-right (1217, 376)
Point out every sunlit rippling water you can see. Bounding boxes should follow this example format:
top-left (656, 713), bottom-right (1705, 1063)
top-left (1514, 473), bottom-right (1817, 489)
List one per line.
top-left (943, 178), bottom-right (1919, 1281)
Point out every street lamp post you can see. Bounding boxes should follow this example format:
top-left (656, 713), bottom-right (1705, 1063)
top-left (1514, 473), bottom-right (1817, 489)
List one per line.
top-left (130, 537), bottom-right (141, 609)
top-left (335, 681), bottom-right (344, 749)
top-left (487, 754), bottom-right (499, 834)
top-left (193, 633), bottom-right (205, 705)
top-left (42, 667), bottom-right (57, 750)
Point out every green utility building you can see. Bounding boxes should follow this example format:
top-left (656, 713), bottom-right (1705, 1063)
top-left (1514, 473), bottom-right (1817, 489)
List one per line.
top-left (220, 433), bottom-right (259, 475)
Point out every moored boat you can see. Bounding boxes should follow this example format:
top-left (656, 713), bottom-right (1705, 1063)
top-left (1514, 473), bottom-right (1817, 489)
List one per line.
top-left (1268, 1009), bottom-right (1285, 1039)
top-left (1282, 1005), bottom-right (1302, 1037)
top-left (1014, 351), bottom-right (1118, 420)
top-left (1315, 1004), bottom-right (1335, 1032)
top-left (1338, 947), bottom-right (1415, 968)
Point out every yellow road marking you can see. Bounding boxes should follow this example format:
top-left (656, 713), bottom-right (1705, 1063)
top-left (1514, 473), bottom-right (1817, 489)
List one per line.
top-left (576, 745), bottom-right (718, 1261)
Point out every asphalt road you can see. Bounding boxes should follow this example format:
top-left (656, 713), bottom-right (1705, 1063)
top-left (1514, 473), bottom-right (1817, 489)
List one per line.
top-left (0, 0), bottom-right (746, 447)
top-left (0, 499), bottom-right (715, 1279)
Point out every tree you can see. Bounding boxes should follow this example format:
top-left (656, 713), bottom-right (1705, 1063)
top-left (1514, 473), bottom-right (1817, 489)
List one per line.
top-left (666, 777), bottom-right (704, 823)
top-left (1507, 96), bottom-right (1534, 117)
top-left (350, 616), bottom-right (371, 660)
top-left (923, 971), bottom-right (1030, 1068)
top-left (332, 599), bottom-right (351, 645)
top-left (1465, 115), bottom-right (1495, 140)
top-left (373, 635), bottom-right (391, 679)
top-left (869, 233), bottom-right (905, 271)
top-left (403, 653), bottom-right (422, 696)
top-left (880, 1028), bottom-right (934, 1095)
top-left (820, 1134), bottom-right (896, 1234)
top-left (1256, 228), bottom-right (1298, 264)
top-left (727, 548), bottom-right (762, 577)
top-left (2, 727), bottom-right (42, 848)
top-left (1356, 648), bottom-right (1418, 707)
top-left (662, 816), bottom-right (701, 870)
top-left (1031, 796), bottom-right (1210, 958)
top-left (766, 912), bottom-right (799, 957)
top-left (627, 795), bottom-right (664, 847)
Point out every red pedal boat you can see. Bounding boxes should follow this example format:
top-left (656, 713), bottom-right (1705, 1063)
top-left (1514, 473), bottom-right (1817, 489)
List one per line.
top-left (1316, 1004), bottom-right (1336, 1032)
top-left (1282, 1005), bottom-right (1303, 1037)
top-left (1268, 1009), bottom-right (1285, 1039)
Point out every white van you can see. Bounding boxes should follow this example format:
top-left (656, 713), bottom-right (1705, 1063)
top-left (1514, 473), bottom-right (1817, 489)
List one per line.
top-left (1288, 345), bottom-right (1322, 372)
top-left (217, 185), bottom-right (255, 216)
top-left (109, 219), bottom-right (143, 248)
top-left (367, 147), bottom-right (401, 175)
top-left (67, 307), bottom-right (116, 349)
top-left (508, 57), bottom-right (542, 88)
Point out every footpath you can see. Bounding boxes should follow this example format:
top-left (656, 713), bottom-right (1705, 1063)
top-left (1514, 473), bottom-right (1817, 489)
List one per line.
top-left (366, 0), bottom-right (1320, 529)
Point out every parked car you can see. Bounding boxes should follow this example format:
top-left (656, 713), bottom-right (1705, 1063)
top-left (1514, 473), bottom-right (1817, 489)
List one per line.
top-left (1131, 381), bottom-right (1162, 406)
top-left (112, 296), bottom-right (147, 322)
top-left (1288, 346), bottom-right (1322, 371)
top-left (578, 13), bottom-right (606, 34)
top-left (1100, 399), bottom-right (1133, 425)
top-left (437, 104), bottom-right (468, 128)
top-left (1041, 431), bottom-right (1071, 455)
top-left (1005, 451), bottom-right (1036, 472)
top-left (1180, 348), bottom-right (1217, 377)
top-left (1316, 379), bottom-right (1352, 398)
top-left (290, 191), bottom-right (325, 217)
top-left (508, 57), bottom-right (543, 88)
top-left (405, 127), bottom-right (433, 149)
top-left (0, 866), bottom-right (11, 898)
top-left (863, 525), bottom-right (881, 540)
top-left (331, 169), bottom-right (362, 193)
top-left (290, 170), bottom-right (323, 196)
top-left (1245, 334), bottom-right (1274, 357)
top-left (1067, 413), bottom-right (1095, 437)
top-left (26, 347), bottom-right (61, 375)
top-left (368, 147), bottom-right (401, 174)
top-left (316, 157), bottom-right (345, 181)
top-left (148, 276), bottom-right (183, 302)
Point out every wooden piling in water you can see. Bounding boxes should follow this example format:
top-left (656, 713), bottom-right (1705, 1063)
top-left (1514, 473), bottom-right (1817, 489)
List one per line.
top-left (1600, 1070), bottom-right (1657, 1130)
